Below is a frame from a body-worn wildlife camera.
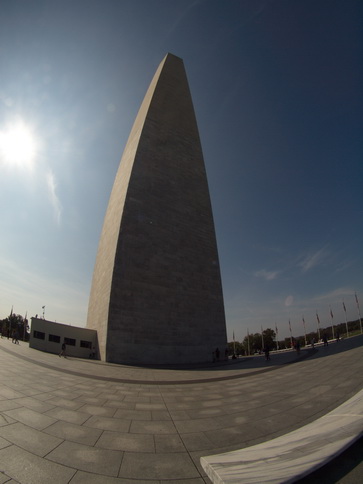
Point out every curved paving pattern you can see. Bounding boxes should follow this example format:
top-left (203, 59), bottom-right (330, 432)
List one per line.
top-left (0, 336), bottom-right (362, 483)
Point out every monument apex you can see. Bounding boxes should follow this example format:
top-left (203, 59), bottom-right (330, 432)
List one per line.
top-left (87, 53), bottom-right (227, 365)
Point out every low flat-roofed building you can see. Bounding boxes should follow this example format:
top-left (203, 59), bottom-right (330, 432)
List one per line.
top-left (29, 317), bottom-right (98, 359)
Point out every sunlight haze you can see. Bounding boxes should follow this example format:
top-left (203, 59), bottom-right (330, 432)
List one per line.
top-left (0, 0), bottom-right (362, 342)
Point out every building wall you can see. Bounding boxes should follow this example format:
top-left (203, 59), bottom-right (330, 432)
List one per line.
top-left (29, 318), bottom-right (98, 359)
top-left (87, 53), bottom-right (227, 365)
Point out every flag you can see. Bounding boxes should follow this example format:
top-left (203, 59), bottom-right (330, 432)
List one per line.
top-left (302, 316), bottom-right (305, 326)
top-left (330, 308), bottom-right (333, 319)
top-left (355, 293), bottom-right (360, 309)
top-left (42, 306), bottom-right (45, 309)
top-left (316, 312), bottom-right (320, 324)
top-left (289, 320), bottom-right (292, 332)
top-left (343, 301), bottom-right (346, 313)
top-left (9, 306), bottom-right (13, 317)
top-left (275, 324), bottom-right (278, 334)
top-left (233, 331), bottom-right (235, 341)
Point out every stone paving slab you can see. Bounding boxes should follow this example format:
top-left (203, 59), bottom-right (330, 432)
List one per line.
top-left (44, 420), bottom-right (103, 446)
top-left (69, 470), bottom-right (161, 484)
top-left (84, 415), bottom-right (131, 432)
top-left (0, 472), bottom-right (17, 484)
top-left (47, 440), bottom-right (123, 477)
top-left (0, 421), bottom-right (62, 456)
top-left (119, 451), bottom-right (200, 480)
top-left (0, 335), bottom-right (362, 483)
top-left (0, 445), bottom-right (77, 483)
top-left (3, 407), bottom-right (57, 430)
top-left (96, 430), bottom-right (155, 452)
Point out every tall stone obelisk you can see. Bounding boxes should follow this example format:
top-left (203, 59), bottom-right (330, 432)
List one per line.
top-left (87, 53), bottom-right (227, 365)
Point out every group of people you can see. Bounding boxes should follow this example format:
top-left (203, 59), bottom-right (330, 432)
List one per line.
top-left (0, 328), bottom-right (20, 342)
top-left (213, 347), bottom-right (229, 362)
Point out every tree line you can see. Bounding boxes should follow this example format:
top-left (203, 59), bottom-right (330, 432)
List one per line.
top-left (0, 313), bottom-right (29, 341)
top-left (228, 318), bottom-right (362, 356)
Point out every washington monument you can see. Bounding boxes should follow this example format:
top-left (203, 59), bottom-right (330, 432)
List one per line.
top-left (87, 53), bottom-right (227, 365)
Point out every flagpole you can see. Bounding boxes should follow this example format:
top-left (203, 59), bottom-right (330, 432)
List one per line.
top-left (329, 306), bottom-right (335, 340)
top-left (343, 300), bottom-right (349, 338)
top-left (289, 320), bottom-right (293, 348)
top-left (316, 311), bottom-right (321, 341)
top-left (8, 305), bottom-right (13, 339)
top-left (302, 316), bottom-right (307, 346)
top-left (247, 329), bottom-right (250, 356)
top-left (275, 323), bottom-right (279, 351)
top-left (23, 311), bottom-right (27, 341)
top-left (233, 331), bottom-right (236, 357)
top-left (355, 293), bottom-right (362, 334)
top-left (261, 326), bottom-right (264, 351)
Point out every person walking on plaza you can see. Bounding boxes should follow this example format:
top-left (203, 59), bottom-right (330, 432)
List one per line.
top-left (295, 340), bottom-right (300, 354)
top-left (59, 342), bottom-right (66, 358)
top-left (264, 346), bottom-right (270, 361)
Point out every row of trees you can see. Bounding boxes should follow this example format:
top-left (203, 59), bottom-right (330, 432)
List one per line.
top-left (0, 313), bottom-right (29, 341)
top-left (228, 319), bottom-right (362, 356)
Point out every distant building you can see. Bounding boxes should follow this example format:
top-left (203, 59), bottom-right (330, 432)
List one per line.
top-left (29, 318), bottom-right (98, 359)
top-left (86, 53), bottom-right (227, 365)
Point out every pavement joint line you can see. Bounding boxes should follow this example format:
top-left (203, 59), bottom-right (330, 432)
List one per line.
top-left (0, 344), bottom-right (314, 386)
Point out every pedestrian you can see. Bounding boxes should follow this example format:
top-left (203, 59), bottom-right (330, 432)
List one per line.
top-left (264, 346), bottom-right (270, 361)
top-left (215, 347), bottom-right (220, 361)
top-left (59, 342), bottom-right (66, 357)
top-left (89, 347), bottom-right (97, 359)
top-left (295, 340), bottom-right (300, 354)
top-left (322, 334), bottom-right (328, 347)
top-left (311, 337), bottom-right (315, 349)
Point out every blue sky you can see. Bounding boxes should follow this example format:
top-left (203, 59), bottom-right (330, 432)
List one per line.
top-left (0, 0), bottom-right (362, 341)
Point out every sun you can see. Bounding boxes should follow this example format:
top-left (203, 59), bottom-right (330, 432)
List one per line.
top-left (0, 120), bottom-right (38, 169)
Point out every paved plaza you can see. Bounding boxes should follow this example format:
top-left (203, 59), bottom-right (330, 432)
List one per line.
top-left (0, 335), bottom-right (362, 483)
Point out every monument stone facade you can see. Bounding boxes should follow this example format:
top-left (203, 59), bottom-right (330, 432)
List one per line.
top-left (87, 53), bottom-right (227, 364)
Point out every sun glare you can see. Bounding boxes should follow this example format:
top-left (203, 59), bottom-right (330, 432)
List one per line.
top-left (0, 120), bottom-right (38, 169)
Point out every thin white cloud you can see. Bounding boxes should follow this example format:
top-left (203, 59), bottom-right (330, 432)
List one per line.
top-left (254, 269), bottom-right (279, 280)
top-left (46, 170), bottom-right (62, 225)
top-left (285, 295), bottom-right (294, 307)
top-left (298, 247), bottom-right (329, 273)
top-left (313, 287), bottom-right (355, 302)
